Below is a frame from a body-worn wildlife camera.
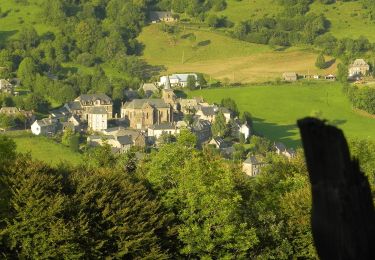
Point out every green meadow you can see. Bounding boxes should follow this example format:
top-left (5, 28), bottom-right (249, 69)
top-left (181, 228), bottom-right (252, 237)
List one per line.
top-left (0, 0), bottom-right (56, 44)
top-left (4, 131), bottom-right (82, 166)
top-left (138, 25), bottom-right (335, 83)
top-left (309, 1), bottom-right (375, 42)
top-left (187, 82), bottom-right (375, 147)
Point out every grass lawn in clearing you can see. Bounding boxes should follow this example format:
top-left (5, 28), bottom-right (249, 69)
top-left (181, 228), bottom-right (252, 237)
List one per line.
top-left (210, 0), bottom-right (282, 23)
top-left (187, 82), bottom-right (375, 147)
top-left (138, 25), bottom-right (336, 83)
top-left (0, 0), bottom-right (56, 44)
top-left (309, 1), bottom-right (375, 42)
top-left (4, 131), bottom-right (82, 166)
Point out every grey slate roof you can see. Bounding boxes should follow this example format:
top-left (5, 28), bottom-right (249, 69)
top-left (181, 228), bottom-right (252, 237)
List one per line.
top-left (76, 94), bottom-right (112, 103)
top-left (35, 118), bottom-right (57, 127)
top-left (200, 106), bottom-right (217, 116)
top-left (88, 107), bottom-right (107, 114)
top-left (192, 119), bottom-right (211, 131)
top-left (65, 101), bottom-right (82, 111)
top-left (117, 135), bottom-right (133, 145)
top-left (148, 122), bottom-right (176, 130)
top-left (123, 99), bottom-right (169, 109)
top-left (244, 156), bottom-right (259, 165)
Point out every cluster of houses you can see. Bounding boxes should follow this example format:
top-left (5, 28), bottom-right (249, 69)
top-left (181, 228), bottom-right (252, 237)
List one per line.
top-left (282, 58), bottom-right (372, 82)
top-left (282, 72), bottom-right (336, 82)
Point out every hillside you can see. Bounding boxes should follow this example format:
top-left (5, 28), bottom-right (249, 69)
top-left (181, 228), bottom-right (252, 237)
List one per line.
top-left (213, 0), bottom-right (375, 42)
top-left (0, 0), bottom-right (56, 43)
top-left (138, 25), bottom-right (337, 83)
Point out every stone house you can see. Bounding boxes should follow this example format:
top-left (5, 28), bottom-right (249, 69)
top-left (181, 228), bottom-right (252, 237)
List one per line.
top-left (66, 94), bottom-right (113, 121)
top-left (162, 89), bottom-right (177, 107)
top-left (87, 135), bottom-right (133, 154)
top-left (282, 72), bottom-right (298, 81)
top-left (348, 59), bottom-right (370, 78)
top-left (178, 98), bottom-right (199, 114)
top-left (0, 79), bottom-right (14, 94)
top-left (88, 107), bottom-right (108, 131)
top-left (31, 118), bottom-right (59, 136)
top-left (191, 119), bottom-right (212, 146)
top-left (243, 156), bottom-right (266, 176)
top-left (121, 99), bottom-right (173, 129)
top-left (102, 127), bottom-right (147, 148)
top-left (196, 105), bottom-right (218, 122)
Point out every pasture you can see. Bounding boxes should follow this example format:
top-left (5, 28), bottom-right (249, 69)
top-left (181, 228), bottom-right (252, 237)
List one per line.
top-left (138, 25), bottom-right (336, 83)
top-left (187, 82), bottom-right (375, 147)
top-left (4, 131), bottom-right (83, 166)
top-left (309, 1), bottom-right (375, 42)
top-left (0, 0), bottom-right (55, 44)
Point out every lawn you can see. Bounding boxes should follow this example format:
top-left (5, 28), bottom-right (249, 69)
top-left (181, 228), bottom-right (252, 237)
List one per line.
top-left (309, 1), bottom-right (375, 42)
top-left (210, 0), bottom-right (282, 23)
top-left (187, 81), bottom-right (375, 148)
top-left (0, 0), bottom-right (56, 44)
top-left (4, 131), bottom-right (83, 166)
top-left (138, 24), bottom-right (336, 83)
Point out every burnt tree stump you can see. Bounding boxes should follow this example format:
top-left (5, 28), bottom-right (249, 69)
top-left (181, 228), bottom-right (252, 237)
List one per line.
top-left (297, 117), bottom-right (375, 260)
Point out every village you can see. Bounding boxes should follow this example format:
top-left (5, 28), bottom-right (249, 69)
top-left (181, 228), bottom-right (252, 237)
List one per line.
top-left (0, 58), bottom-right (373, 177)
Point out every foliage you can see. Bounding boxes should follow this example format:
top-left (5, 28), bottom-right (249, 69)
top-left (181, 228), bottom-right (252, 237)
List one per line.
top-left (315, 53), bottom-right (326, 69)
top-left (221, 97), bottom-right (239, 117)
top-left (0, 155), bottom-right (168, 259)
top-left (186, 75), bottom-right (196, 90)
top-left (211, 112), bottom-right (229, 137)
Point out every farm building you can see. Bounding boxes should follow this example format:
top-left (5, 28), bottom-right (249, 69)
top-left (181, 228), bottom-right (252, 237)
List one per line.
top-left (149, 11), bottom-right (176, 23)
top-left (282, 72), bottom-right (298, 81)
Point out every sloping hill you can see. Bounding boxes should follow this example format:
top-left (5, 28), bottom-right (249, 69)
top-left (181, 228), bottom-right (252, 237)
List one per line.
top-left (138, 24), bottom-right (337, 83)
top-left (0, 0), bottom-right (55, 44)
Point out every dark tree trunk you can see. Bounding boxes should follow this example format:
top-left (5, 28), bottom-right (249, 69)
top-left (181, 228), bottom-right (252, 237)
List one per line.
top-left (297, 117), bottom-right (375, 260)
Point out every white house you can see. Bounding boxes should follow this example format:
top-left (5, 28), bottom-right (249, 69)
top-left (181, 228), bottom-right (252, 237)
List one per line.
top-left (31, 118), bottom-right (58, 136)
top-left (88, 107), bottom-right (107, 131)
top-left (159, 74), bottom-right (198, 88)
top-left (147, 122), bottom-right (180, 141)
top-left (239, 123), bottom-right (251, 139)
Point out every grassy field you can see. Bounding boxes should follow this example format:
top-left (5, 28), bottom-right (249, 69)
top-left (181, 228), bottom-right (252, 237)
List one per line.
top-left (3, 131), bottom-right (82, 166)
top-left (0, 0), bottom-right (56, 44)
top-left (138, 24), bottom-right (336, 83)
top-left (187, 82), bottom-right (375, 148)
top-left (210, 0), bottom-right (281, 23)
top-left (309, 1), bottom-right (375, 42)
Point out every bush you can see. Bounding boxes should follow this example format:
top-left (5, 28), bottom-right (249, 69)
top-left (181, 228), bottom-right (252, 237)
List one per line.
top-left (76, 52), bottom-right (96, 67)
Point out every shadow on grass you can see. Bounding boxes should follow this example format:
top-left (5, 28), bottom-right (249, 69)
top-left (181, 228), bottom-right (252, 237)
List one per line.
top-left (197, 40), bottom-right (211, 47)
top-left (252, 117), bottom-right (301, 148)
top-left (0, 30), bottom-right (18, 45)
top-left (325, 58), bottom-right (336, 69)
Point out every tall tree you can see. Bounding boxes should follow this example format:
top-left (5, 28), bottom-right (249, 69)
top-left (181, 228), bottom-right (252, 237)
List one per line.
top-left (17, 57), bottom-right (37, 90)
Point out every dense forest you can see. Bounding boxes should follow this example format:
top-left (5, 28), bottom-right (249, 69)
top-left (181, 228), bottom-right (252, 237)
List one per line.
top-left (1, 132), bottom-right (374, 258)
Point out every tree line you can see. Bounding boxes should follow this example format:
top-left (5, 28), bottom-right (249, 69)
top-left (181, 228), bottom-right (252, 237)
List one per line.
top-left (1, 128), bottom-right (374, 258)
